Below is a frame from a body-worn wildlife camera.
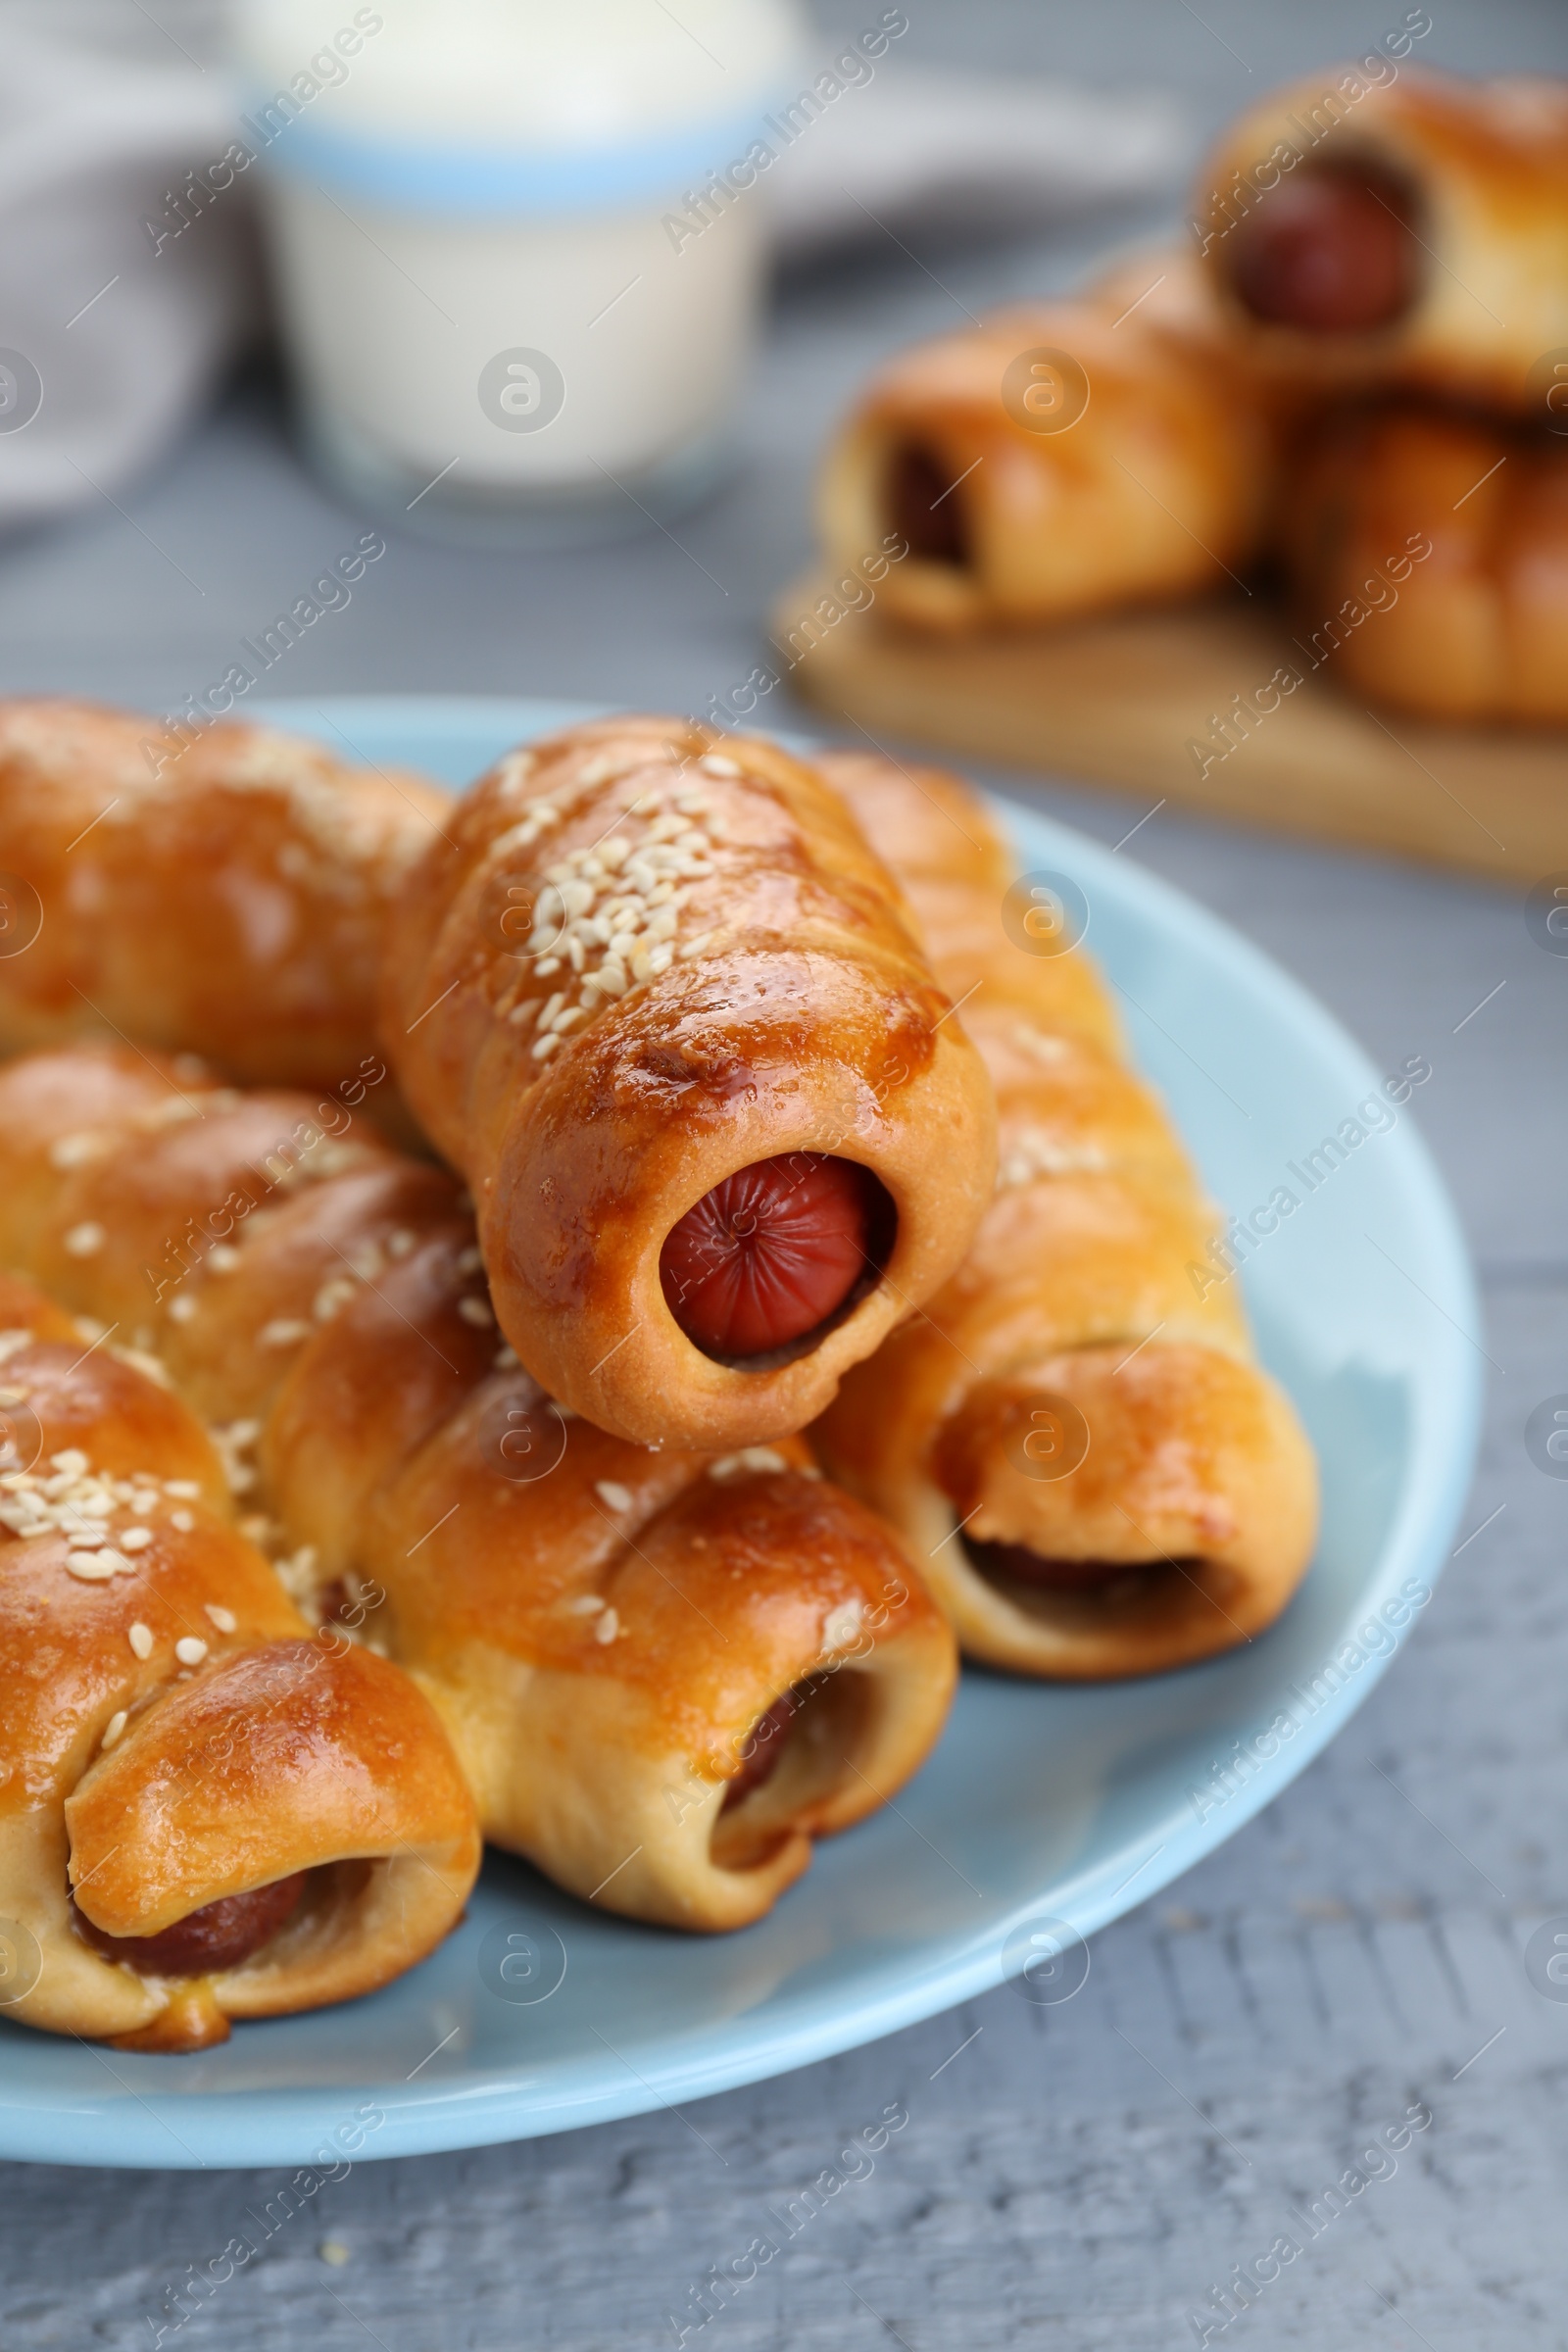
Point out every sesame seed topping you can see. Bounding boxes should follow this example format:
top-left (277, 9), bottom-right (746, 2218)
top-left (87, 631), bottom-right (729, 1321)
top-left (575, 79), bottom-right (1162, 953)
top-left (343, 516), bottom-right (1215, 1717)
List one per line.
top-left (167, 1293), bottom-right (197, 1324)
top-left (63, 1222), bottom-right (106, 1257)
top-left (457, 1297), bottom-right (494, 1328)
top-left (128, 1622), bottom-right (154, 1658)
top-left (120, 1528), bottom-right (153, 1553)
top-left (49, 1132), bottom-right (104, 1170)
top-left (566, 1592), bottom-right (605, 1614)
top-left (164, 1481), bottom-right (200, 1498)
top-left (531, 1032), bottom-right (563, 1060)
top-left (259, 1318), bottom-right (311, 1348)
top-left (594, 1607), bottom-right (620, 1643)
top-left (205, 1603), bottom-right (237, 1633)
top-left (707, 1446), bottom-right (790, 1481)
top-left (494, 1344), bottom-right (519, 1370)
top-left (386, 1230), bottom-right (416, 1260)
top-left (208, 1244), bottom-right (242, 1273)
top-left (821, 1599), bottom-right (864, 1651)
top-left (457, 1246), bottom-right (483, 1276)
top-left (101, 1709), bottom-right (127, 1750)
top-left (170, 1509), bottom-right (195, 1533)
top-left (174, 1636), bottom-right (208, 1666)
top-left (595, 1480), bottom-right (633, 1513)
top-left (65, 1551), bottom-right (120, 1581)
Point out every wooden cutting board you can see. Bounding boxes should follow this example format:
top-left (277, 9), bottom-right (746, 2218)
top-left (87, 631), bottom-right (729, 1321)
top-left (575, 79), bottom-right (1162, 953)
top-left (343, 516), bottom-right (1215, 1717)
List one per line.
top-left (771, 574), bottom-right (1568, 886)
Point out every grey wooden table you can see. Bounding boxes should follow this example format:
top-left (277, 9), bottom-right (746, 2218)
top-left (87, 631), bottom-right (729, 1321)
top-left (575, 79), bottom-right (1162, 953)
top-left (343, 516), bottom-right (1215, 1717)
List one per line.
top-left (3, 4), bottom-right (1567, 2345)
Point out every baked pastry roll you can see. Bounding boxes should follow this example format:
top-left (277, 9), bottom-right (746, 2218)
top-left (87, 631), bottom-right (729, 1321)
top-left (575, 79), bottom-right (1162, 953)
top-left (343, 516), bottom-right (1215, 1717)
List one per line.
top-left (0, 697), bottom-right (444, 1089)
top-left (815, 287), bottom-right (1274, 633)
top-left (1194, 67), bottom-right (1568, 412)
top-left (386, 713), bottom-right (996, 1451)
top-left (1279, 400), bottom-right (1568, 725)
top-left (0, 1045), bottom-right (957, 1931)
top-left (0, 1269), bottom-right (478, 2051)
top-left (810, 752), bottom-right (1319, 1679)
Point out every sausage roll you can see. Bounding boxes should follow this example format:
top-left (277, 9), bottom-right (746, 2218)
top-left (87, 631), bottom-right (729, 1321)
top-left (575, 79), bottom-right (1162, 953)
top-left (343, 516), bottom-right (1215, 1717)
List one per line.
top-left (1194, 67), bottom-right (1568, 412)
top-left (1279, 400), bottom-right (1568, 725)
top-left (0, 1269), bottom-right (478, 2050)
top-left (0, 697), bottom-right (444, 1090)
top-left (810, 752), bottom-right (1319, 1680)
top-left (0, 1045), bottom-right (957, 1931)
top-left (814, 288), bottom-right (1275, 634)
top-left (386, 713), bottom-right (997, 1452)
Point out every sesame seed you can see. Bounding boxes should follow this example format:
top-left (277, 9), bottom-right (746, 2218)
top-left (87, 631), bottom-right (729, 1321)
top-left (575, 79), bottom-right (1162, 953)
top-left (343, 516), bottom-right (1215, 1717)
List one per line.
top-left (594, 1607), bottom-right (620, 1643)
top-left (699, 754), bottom-right (742, 776)
top-left (566, 1593), bottom-right (605, 1615)
top-left (205, 1603), bottom-right (236, 1633)
top-left (259, 1318), bottom-right (311, 1348)
top-left (508, 999), bottom-right (537, 1026)
top-left (170, 1509), bottom-right (195, 1533)
top-left (595, 1480), bottom-right (633, 1513)
top-left (63, 1222), bottom-right (106, 1257)
top-left (494, 1344), bottom-right (519, 1369)
top-left (66, 1552), bottom-right (119, 1581)
top-left (531, 1033), bottom-right (562, 1060)
top-left (164, 1481), bottom-right (200, 1498)
top-left (167, 1293), bottom-right (197, 1323)
top-left (708, 1447), bottom-right (789, 1481)
top-left (387, 1230), bottom-right (415, 1260)
top-left (533, 957), bottom-right (562, 977)
top-left (540, 992), bottom-right (566, 1026)
top-left (174, 1636), bottom-right (208, 1666)
top-left (457, 1297), bottom-right (494, 1328)
top-left (551, 1006), bottom-right (585, 1034)
top-left (457, 1246), bottom-right (483, 1276)
top-left (48, 1132), bottom-right (104, 1170)
top-left (128, 1620), bottom-right (154, 1658)
top-left (101, 1710), bottom-right (127, 1750)
top-left (51, 1450), bottom-right (88, 1478)
top-left (119, 1527), bottom-right (153, 1553)
top-left (208, 1243), bottom-right (242, 1273)
top-left (821, 1599), bottom-right (864, 1651)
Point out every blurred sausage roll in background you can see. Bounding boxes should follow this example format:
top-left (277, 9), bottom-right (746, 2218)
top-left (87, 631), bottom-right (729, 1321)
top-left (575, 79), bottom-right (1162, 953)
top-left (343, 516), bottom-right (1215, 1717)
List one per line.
top-left (817, 284), bottom-right (1275, 634)
top-left (1194, 66), bottom-right (1568, 412)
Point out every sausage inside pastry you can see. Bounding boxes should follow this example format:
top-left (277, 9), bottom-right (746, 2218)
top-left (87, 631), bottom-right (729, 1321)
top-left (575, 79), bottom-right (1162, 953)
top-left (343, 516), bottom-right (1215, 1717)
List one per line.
top-left (0, 1271), bottom-right (478, 2049)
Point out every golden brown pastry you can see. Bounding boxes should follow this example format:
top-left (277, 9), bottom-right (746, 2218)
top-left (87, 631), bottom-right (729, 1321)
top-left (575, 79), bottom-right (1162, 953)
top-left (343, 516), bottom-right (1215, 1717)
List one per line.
top-left (0, 697), bottom-right (444, 1089)
top-left (1279, 400), bottom-right (1568, 724)
top-left (0, 1044), bottom-right (957, 1931)
top-left (0, 1268), bottom-right (478, 2051)
top-left (1194, 65), bottom-right (1568, 412)
top-left (814, 280), bottom-right (1275, 634)
top-left (386, 713), bottom-right (997, 1452)
top-left (811, 752), bottom-right (1319, 1679)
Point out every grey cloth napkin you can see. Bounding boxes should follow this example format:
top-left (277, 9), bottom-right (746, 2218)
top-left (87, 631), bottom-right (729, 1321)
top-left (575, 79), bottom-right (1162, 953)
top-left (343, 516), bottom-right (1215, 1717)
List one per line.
top-left (0, 3), bottom-right (1187, 530)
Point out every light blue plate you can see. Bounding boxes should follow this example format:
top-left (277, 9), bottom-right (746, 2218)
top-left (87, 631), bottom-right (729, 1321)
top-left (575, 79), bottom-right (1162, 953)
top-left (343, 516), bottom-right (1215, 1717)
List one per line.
top-left (0, 697), bottom-right (1482, 2170)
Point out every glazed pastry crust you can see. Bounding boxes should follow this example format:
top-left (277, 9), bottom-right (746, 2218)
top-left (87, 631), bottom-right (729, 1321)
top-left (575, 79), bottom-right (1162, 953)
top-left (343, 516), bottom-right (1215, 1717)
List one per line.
top-left (811, 751), bottom-right (1319, 1680)
top-left (0, 1270), bottom-right (478, 2049)
top-left (1194, 67), bottom-right (1568, 410)
top-left (0, 697), bottom-right (444, 1090)
top-left (815, 287), bottom-right (1275, 634)
top-left (0, 1045), bottom-right (957, 1934)
top-left (1278, 401), bottom-right (1568, 725)
top-left (386, 712), bottom-right (997, 1451)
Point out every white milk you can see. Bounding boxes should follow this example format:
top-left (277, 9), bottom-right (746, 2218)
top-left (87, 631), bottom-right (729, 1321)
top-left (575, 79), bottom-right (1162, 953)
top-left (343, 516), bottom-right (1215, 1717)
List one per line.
top-left (233, 0), bottom-right (803, 540)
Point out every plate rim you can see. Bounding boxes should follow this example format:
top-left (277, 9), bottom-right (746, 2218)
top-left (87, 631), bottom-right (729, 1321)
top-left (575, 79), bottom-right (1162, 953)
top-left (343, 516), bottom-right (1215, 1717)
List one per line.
top-left (0, 693), bottom-right (1482, 2168)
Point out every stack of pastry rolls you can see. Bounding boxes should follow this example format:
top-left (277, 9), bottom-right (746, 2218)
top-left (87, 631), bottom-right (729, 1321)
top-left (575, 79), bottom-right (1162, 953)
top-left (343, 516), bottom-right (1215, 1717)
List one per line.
top-left (815, 63), bottom-right (1568, 726)
top-left (0, 1041), bottom-right (957, 1941)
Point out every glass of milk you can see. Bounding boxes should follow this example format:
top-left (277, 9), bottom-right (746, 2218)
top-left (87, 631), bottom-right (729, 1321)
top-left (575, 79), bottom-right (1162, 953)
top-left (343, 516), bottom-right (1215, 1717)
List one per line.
top-left (233, 0), bottom-right (803, 542)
